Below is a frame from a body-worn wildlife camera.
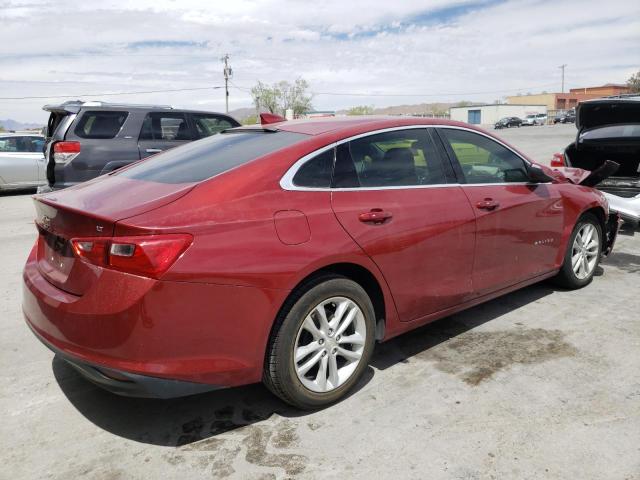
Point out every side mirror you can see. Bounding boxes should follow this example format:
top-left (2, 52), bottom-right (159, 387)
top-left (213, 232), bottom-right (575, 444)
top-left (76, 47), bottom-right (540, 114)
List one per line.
top-left (526, 163), bottom-right (555, 183)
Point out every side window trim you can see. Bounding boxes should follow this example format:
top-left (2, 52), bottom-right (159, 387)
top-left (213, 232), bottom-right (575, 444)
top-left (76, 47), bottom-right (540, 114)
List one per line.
top-left (433, 128), bottom-right (467, 184)
top-left (427, 128), bottom-right (458, 184)
top-left (280, 124), bottom-right (536, 191)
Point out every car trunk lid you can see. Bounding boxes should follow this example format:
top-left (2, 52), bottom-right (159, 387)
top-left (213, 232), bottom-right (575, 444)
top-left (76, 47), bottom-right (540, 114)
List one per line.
top-left (34, 175), bottom-right (196, 295)
top-left (577, 98), bottom-right (640, 131)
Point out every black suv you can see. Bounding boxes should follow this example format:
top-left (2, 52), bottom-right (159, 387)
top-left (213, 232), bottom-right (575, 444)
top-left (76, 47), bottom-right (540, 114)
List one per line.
top-left (42, 101), bottom-right (240, 189)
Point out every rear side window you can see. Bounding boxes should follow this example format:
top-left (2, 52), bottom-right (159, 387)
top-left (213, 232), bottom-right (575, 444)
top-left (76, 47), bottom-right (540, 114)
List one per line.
top-left (192, 114), bottom-right (237, 139)
top-left (74, 111), bottom-right (128, 139)
top-left (140, 113), bottom-right (191, 141)
top-left (292, 149), bottom-right (334, 188)
top-left (118, 131), bottom-right (307, 184)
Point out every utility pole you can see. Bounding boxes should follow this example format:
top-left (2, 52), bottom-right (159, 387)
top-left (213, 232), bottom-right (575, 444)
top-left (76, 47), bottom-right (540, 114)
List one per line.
top-left (558, 64), bottom-right (567, 93)
top-left (222, 54), bottom-right (232, 113)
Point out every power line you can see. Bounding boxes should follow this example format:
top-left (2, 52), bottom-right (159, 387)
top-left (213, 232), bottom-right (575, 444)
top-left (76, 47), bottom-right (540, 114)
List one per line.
top-left (231, 82), bottom-right (560, 98)
top-left (0, 86), bottom-right (224, 101)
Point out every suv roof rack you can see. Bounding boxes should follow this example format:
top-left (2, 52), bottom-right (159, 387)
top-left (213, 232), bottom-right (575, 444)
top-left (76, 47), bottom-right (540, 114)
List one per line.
top-left (42, 100), bottom-right (174, 112)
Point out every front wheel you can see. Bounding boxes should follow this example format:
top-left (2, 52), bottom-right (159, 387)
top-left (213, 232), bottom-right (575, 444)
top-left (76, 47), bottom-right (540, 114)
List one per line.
top-left (263, 276), bottom-right (376, 409)
top-left (553, 213), bottom-right (602, 289)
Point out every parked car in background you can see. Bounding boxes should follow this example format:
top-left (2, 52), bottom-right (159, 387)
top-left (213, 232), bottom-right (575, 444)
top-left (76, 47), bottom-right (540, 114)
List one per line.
top-left (521, 114), bottom-right (538, 126)
top-left (535, 113), bottom-right (547, 125)
top-left (42, 101), bottom-right (240, 190)
top-left (0, 133), bottom-right (46, 191)
top-left (23, 116), bottom-right (619, 409)
top-left (553, 110), bottom-right (576, 124)
top-left (494, 116), bottom-right (522, 129)
top-left (551, 96), bottom-right (640, 226)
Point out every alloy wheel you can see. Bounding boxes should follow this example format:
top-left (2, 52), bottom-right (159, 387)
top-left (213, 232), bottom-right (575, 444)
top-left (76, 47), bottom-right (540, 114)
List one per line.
top-left (571, 223), bottom-right (599, 280)
top-left (294, 296), bottom-right (367, 393)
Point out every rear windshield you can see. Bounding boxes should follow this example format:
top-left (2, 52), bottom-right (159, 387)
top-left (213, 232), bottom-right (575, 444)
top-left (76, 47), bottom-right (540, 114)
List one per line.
top-left (580, 124), bottom-right (640, 142)
top-left (118, 130), bottom-right (307, 183)
top-left (74, 111), bottom-right (128, 139)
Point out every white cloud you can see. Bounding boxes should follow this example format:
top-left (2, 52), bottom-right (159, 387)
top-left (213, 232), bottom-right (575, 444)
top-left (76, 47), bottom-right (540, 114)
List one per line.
top-left (1, 0), bottom-right (638, 122)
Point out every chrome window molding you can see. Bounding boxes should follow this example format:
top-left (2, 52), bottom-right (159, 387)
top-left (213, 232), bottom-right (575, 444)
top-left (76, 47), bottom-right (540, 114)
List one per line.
top-left (279, 124), bottom-right (537, 192)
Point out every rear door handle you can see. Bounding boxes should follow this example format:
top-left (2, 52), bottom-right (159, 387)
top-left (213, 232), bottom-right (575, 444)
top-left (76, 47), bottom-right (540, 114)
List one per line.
top-left (145, 148), bottom-right (163, 153)
top-left (476, 198), bottom-right (500, 210)
top-left (359, 209), bottom-right (393, 224)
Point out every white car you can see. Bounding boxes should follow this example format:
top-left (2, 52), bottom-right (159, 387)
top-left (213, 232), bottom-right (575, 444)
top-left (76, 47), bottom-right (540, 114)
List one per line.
top-left (535, 113), bottom-right (547, 125)
top-left (0, 133), bottom-right (47, 191)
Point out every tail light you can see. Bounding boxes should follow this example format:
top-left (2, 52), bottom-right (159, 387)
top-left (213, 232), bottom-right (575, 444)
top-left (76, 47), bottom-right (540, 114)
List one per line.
top-left (53, 141), bottom-right (81, 164)
top-left (71, 234), bottom-right (192, 278)
top-left (550, 153), bottom-right (565, 167)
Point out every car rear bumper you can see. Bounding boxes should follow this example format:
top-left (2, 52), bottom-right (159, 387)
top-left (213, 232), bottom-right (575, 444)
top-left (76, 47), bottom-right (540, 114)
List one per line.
top-left (22, 246), bottom-right (286, 396)
top-left (29, 324), bottom-right (221, 398)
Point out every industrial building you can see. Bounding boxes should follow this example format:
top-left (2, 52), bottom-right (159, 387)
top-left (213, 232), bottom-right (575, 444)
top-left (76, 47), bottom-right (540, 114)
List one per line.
top-left (507, 84), bottom-right (631, 112)
top-left (449, 104), bottom-right (547, 126)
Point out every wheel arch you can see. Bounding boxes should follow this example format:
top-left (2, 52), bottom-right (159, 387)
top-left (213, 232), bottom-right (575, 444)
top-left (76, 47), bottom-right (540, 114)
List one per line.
top-left (273, 262), bottom-right (389, 344)
top-left (581, 206), bottom-right (607, 250)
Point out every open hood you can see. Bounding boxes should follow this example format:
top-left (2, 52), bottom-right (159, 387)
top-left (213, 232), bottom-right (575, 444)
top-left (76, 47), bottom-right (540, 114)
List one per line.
top-left (576, 97), bottom-right (640, 131)
top-left (552, 160), bottom-right (620, 187)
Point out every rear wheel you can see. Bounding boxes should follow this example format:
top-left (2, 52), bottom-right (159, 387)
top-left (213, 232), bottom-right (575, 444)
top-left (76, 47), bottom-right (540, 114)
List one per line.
top-left (553, 213), bottom-right (602, 289)
top-left (263, 276), bottom-right (375, 409)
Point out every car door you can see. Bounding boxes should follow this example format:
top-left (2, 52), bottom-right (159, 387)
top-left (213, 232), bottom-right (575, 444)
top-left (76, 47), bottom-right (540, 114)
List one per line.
top-left (0, 136), bottom-right (42, 186)
top-left (437, 127), bottom-right (564, 296)
top-left (330, 127), bottom-right (476, 322)
top-left (137, 112), bottom-right (193, 158)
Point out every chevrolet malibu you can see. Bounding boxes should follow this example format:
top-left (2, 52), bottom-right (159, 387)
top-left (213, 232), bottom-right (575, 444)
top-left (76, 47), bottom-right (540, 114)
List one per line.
top-left (23, 117), bottom-right (619, 409)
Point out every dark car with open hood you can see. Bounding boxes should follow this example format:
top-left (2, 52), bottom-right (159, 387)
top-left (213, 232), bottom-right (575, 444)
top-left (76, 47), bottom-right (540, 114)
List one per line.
top-left (552, 96), bottom-right (640, 199)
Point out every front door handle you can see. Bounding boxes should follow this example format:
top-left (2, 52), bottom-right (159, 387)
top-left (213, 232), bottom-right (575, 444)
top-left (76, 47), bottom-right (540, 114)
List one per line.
top-left (359, 209), bottom-right (393, 224)
top-left (476, 198), bottom-right (500, 210)
top-left (145, 148), bottom-right (163, 153)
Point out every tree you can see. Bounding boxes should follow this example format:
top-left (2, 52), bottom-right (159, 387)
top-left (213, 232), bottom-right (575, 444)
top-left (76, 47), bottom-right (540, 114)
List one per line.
top-left (346, 105), bottom-right (375, 116)
top-left (250, 78), bottom-right (313, 117)
top-left (627, 70), bottom-right (640, 93)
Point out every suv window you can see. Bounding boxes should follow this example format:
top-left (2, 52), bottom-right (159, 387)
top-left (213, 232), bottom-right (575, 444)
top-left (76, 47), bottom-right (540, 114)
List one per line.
top-left (119, 131), bottom-right (306, 184)
top-left (74, 111), bottom-right (128, 139)
top-left (140, 113), bottom-right (191, 141)
top-left (292, 149), bottom-right (334, 188)
top-left (192, 114), bottom-right (235, 138)
top-left (440, 128), bottom-right (529, 184)
top-left (332, 128), bottom-right (447, 188)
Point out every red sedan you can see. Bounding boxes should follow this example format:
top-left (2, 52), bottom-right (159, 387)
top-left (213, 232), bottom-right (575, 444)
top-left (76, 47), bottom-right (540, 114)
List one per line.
top-left (23, 117), bottom-right (619, 409)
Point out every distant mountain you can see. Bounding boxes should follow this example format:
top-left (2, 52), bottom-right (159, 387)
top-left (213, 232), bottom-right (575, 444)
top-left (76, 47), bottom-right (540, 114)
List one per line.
top-left (227, 107), bottom-right (258, 122)
top-left (0, 119), bottom-right (44, 131)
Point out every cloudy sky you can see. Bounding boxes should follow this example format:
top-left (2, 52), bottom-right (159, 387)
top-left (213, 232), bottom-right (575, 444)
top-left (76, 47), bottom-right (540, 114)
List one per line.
top-left (1, 0), bottom-right (639, 122)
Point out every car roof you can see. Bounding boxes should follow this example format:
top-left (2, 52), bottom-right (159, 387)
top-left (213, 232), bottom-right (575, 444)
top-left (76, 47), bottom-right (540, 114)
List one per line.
top-left (234, 116), bottom-right (474, 136)
top-left (42, 100), bottom-right (235, 117)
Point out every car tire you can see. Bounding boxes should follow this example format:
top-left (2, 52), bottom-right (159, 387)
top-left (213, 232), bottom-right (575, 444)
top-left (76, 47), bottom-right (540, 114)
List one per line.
top-left (263, 275), bottom-right (376, 409)
top-left (553, 213), bottom-right (602, 289)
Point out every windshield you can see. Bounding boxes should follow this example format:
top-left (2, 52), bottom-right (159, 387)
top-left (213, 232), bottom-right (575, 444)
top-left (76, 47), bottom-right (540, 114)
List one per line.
top-left (118, 130), bottom-right (307, 184)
